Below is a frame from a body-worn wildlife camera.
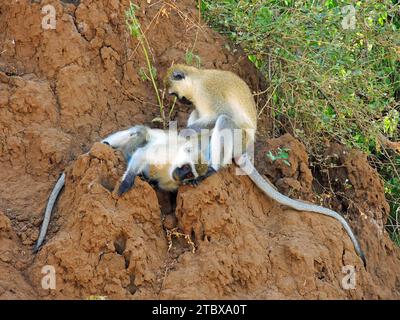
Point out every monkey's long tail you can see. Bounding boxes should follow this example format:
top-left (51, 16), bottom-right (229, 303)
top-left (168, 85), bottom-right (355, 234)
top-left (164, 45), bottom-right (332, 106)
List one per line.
top-left (33, 172), bottom-right (66, 253)
top-left (239, 155), bottom-right (366, 267)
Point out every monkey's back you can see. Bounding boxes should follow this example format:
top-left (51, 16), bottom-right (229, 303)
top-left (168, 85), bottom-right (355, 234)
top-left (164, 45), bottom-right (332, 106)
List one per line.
top-left (196, 69), bottom-right (257, 130)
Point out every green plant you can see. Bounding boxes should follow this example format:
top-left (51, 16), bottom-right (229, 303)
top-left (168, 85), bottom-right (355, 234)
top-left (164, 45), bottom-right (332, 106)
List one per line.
top-left (125, 2), bottom-right (167, 127)
top-left (185, 49), bottom-right (202, 68)
top-left (266, 147), bottom-right (291, 166)
top-left (201, 0), bottom-right (400, 243)
top-left (382, 154), bottom-right (400, 246)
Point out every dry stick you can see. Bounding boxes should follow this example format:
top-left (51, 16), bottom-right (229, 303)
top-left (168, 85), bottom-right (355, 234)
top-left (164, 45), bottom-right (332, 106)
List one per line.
top-left (378, 133), bottom-right (400, 154)
top-left (165, 0), bottom-right (206, 35)
top-left (191, 0), bottom-right (201, 52)
top-left (129, 3), bottom-right (195, 127)
top-left (130, 4), bottom-right (164, 57)
top-left (257, 83), bottom-right (279, 118)
top-left (148, 0), bottom-right (164, 9)
top-left (127, 6), bottom-right (165, 127)
top-left (381, 145), bottom-right (400, 182)
top-left (168, 95), bottom-right (177, 121)
top-left (137, 26), bottom-right (164, 124)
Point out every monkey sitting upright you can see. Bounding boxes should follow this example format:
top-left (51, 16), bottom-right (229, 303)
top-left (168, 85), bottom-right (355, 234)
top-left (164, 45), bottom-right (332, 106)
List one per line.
top-left (165, 64), bottom-right (366, 266)
top-left (164, 64), bottom-right (256, 151)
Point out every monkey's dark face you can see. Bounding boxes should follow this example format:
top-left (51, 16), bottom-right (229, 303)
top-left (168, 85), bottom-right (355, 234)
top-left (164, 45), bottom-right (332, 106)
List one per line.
top-left (174, 95), bottom-right (192, 105)
top-left (164, 64), bottom-right (196, 104)
top-left (172, 163), bottom-right (195, 182)
top-left (165, 70), bottom-right (187, 100)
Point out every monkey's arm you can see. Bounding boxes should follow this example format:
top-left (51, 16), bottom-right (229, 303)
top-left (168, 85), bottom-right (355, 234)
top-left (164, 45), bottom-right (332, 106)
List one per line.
top-left (207, 114), bottom-right (240, 170)
top-left (182, 166), bottom-right (217, 186)
top-left (118, 151), bottom-right (147, 196)
top-left (33, 172), bottom-right (65, 252)
top-left (101, 128), bottom-right (132, 147)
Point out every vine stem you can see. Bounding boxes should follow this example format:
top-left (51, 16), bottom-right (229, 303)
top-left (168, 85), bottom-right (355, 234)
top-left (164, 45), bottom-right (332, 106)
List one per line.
top-left (137, 24), bottom-right (165, 127)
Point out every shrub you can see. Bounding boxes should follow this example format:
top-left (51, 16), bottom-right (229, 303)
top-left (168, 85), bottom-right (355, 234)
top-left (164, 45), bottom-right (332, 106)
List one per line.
top-left (201, 0), bottom-right (400, 244)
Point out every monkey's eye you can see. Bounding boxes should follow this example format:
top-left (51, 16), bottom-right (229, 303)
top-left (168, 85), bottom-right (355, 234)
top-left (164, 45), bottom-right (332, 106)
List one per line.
top-left (172, 71), bottom-right (185, 81)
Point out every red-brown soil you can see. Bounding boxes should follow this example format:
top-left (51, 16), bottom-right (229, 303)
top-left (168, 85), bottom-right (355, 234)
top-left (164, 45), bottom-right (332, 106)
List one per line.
top-left (0, 0), bottom-right (399, 299)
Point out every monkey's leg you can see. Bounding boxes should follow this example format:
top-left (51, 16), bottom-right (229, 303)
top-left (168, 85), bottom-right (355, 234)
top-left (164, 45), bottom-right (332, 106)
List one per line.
top-left (101, 128), bottom-right (132, 148)
top-left (187, 116), bottom-right (219, 133)
top-left (208, 114), bottom-right (241, 170)
top-left (102, 125), bottom-right (150, 161)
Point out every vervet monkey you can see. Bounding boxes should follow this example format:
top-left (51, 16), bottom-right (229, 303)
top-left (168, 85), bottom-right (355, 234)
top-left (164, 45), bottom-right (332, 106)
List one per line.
top-left (117, 127), bottom-right (209, 195)
top-left (164, 64), bottom-right (256, 150)
top-left (34, 126), bottom-right (205, 252)
top-left (165, 65), bottom-right (366, 266)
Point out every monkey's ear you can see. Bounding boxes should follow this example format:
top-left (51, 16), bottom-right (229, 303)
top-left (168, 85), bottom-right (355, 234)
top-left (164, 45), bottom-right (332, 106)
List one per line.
top-left (172, 71), bottom-right (185, 81)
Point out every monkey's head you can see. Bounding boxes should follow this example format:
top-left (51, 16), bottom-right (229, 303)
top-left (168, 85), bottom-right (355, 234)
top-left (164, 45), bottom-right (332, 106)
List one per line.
top-left (164, 64), bottom-right (198, 104)
top-left (172, 163), bottom-right (195, 182)
top-left (170, 136), bottom-right (212, 184)
top-left (169, 136), bottom-right (202, 183)
top-left (172, 163), bottom-right (213, 185)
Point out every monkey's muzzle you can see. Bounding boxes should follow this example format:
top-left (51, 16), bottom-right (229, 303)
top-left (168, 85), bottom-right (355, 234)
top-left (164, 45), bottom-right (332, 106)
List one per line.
top-left (169, 92), bottom-right (192, 105)
top-left (172, 164), bottom-right (194, 182)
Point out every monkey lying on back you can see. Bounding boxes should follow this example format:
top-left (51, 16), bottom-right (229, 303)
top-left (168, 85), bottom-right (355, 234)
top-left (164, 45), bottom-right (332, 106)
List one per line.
top-left (34, 125), bottom-right (207, 252)
top-left (116, 126), bottom-right (209, 195)
top-left (165, 64), bottom-right (366, 266)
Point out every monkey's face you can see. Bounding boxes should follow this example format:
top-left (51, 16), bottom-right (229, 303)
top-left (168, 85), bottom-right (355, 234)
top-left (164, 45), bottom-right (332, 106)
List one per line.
top-left (170, 139), bottom-right (200, 183)
top-left (172, 163), bottom-right (195, 182)
top-left (164, 64), bottom-right (196, 104)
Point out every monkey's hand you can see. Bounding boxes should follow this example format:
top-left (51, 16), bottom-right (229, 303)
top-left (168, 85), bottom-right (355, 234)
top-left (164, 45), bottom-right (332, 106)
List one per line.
top-left (183, 167), bottom-right (217, 186)
top-left (182, 179), bottom-right (199, 186)
top-left (117, 172), bottom-right (136, 196)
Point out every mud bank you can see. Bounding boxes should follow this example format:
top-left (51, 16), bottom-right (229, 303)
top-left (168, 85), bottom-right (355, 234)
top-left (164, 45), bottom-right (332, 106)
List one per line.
top-left (0, 1), bottom-right (399, 299)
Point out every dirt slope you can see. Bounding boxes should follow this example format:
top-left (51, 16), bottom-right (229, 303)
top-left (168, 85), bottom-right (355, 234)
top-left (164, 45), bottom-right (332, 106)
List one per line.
top-left (0, 0), bottom-right (399, 299)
